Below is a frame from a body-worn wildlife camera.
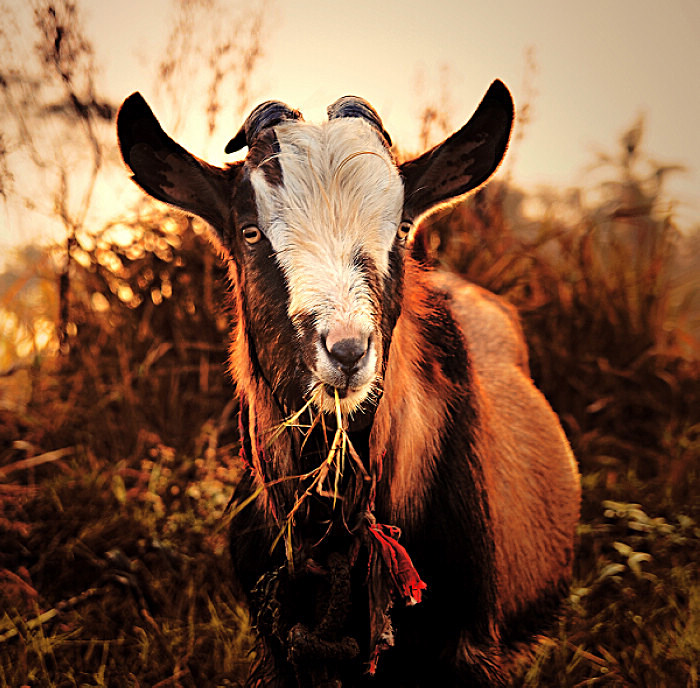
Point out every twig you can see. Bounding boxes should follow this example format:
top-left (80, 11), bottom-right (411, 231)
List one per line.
top-left (0, 447), bottom-right (74, 479)
top-left (0, 585), bottom-right (105, 644)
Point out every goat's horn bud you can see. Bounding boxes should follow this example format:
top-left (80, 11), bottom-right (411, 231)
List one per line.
top-left (225, 101), bottom-right (303, 154)
top-left (327, 96), bottom-right (392, 147)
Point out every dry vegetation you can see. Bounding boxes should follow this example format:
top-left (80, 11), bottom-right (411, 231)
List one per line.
top-left (1, 2), bottom-right (699, 686)
top-left (1, 214), bottom-right (254, 687)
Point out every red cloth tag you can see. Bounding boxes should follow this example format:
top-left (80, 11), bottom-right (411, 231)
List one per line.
top-left (367, 523), bottom-right (427, 606)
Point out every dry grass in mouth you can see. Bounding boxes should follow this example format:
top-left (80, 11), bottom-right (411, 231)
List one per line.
top-left (264, 388), bottom-right (371, 567)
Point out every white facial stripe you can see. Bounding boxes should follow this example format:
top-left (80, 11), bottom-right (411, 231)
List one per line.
top-left (250, 118), bottom-right (403, 332)
top-left (285, 245), bottom-right (375, 328)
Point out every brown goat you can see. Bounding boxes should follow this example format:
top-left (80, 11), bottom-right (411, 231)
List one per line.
top-left (117, 81), bottom-right (581, 687)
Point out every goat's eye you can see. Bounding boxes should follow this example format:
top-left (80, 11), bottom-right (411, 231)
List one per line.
top-left (242, 225), bottom-right (262, 245)
top-left (396, 221), bottom-right (412, 241)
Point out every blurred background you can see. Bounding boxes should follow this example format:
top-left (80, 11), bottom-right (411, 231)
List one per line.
top-left (1, 1), bottom-right (698, 685)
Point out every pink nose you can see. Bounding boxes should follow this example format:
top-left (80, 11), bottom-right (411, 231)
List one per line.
top-left (324, 326), bottom-right (369, 375)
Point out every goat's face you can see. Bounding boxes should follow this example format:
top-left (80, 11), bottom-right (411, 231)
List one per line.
top-left (117, 82), bottom-right (514, 416)
top-left (240, 117), bottom-right (405, 414)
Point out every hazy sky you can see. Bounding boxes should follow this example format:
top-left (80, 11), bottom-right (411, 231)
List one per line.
top-left (4, 0), bottom-right (700, 254)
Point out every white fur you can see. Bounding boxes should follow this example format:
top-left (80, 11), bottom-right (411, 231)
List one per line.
top-left (250, 117), bottom-right (404, 412)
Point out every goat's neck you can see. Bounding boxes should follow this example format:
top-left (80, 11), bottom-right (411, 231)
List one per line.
top-left (370, 259), bottom-right (480, 526)
top-left (233, 258), bottom-right (478, 529)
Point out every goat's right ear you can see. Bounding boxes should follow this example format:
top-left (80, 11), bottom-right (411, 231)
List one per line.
top-left (117, 93), bottom-right (229, 234)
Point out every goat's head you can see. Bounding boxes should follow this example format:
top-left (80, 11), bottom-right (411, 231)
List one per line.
top-left (117, 82), bottom-right (513, 418)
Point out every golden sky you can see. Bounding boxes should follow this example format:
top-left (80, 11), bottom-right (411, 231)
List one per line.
top-left (3, 0), bottom-right (700, 254)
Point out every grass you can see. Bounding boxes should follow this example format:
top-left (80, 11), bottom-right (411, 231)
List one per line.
top-left (0, 439), bottom-right (253, 687)
top-left (1, 215), bottom-right (256, 687)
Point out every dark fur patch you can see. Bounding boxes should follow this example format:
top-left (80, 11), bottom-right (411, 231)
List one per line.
top-left (223, 169), bottom-right (309, 408)
top-left (351, 248), bottom-right (381, 308)
top-left (243, 256), bottom-right (302, 407)
top-left (246, 128), bottom-right (284, 187)
top-left (351, 247), bottom-right (383, 333)
top-left (290, 310), bottom-right (323, 401)
top-left (500, 577), bottom-right (569, 650)
top-left (378, 243), bottom-right (406, 371)
top-left (417, 288), bottom-right (469, 385)
top-left (387, 387), bottom-right (496, 638)
top-left (228, 195), bottom-right (302, 409)
top-left (227, 169), bottom-right (259, 250)
top-left (228, 466), bottom-right (280, 599)
top-left (429, 390), bottom-right (496, 635)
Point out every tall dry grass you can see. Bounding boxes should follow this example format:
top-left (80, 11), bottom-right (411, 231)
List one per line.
top-left (0, 213), bottom-right (257, 686)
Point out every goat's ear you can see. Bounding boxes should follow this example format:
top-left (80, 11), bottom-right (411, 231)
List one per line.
top-left (400, 80), bottom-right (514, 221)
top-left (117, 92), bottom-right (229, 233)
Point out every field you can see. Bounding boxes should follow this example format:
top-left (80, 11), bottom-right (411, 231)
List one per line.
top-left (1, 145), bottom-right (699, 685)
top-left (1, 2), bottom-right (699, 683)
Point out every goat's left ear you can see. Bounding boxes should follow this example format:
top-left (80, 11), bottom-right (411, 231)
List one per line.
top-left (117, 92), bottom-right (229, 234)
top-left (400, 80), bottom-right (514, 221)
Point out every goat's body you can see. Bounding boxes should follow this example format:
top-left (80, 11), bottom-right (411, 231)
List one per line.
top-left (117, 81), bottom-right (581, 687)
top-left (229, 261), bottom-right (580, 687)
top-left (371, 264), bottom-right (580, 686)
top-left (430, 269), bottom-right (579, 617)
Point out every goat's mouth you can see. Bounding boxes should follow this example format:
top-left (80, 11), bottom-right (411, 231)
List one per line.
top-left (313, 377), bottom-right (377, 416)
top-left (324, 383), bottom-right (347, 398)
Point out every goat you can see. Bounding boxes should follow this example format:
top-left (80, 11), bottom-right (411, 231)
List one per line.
top-left (117, 80), bottom-right (581, 687)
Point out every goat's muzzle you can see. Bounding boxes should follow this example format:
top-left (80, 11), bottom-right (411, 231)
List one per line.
top-left (313, 324), bottom-right (378, 411)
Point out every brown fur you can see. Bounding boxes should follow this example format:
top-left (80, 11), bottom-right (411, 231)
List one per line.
top-left (430, 270), bottom-right (580, 619)
top-left (369, 261), bottom-right (580, 672)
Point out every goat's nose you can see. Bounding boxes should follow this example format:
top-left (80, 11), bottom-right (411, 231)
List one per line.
top-left (324, 332), bottom-right (369, 375)
top-left (328, 338), bottom-right (367, 370)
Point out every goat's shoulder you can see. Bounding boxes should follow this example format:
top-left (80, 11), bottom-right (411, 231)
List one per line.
top-left (426, 269), bottom-right (530, 377)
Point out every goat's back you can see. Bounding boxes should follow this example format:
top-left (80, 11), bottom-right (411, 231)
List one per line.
top-left (430, 270), bottom-right (580, 623)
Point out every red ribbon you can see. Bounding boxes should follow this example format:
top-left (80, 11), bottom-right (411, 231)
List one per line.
top-left (367, 523), bottom-right (427, 606)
